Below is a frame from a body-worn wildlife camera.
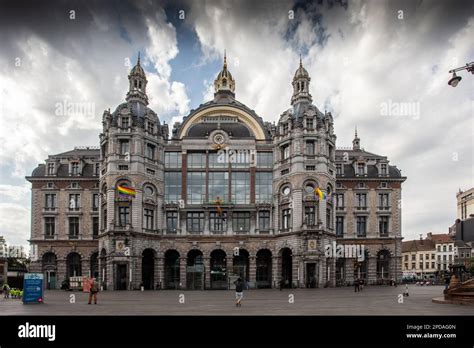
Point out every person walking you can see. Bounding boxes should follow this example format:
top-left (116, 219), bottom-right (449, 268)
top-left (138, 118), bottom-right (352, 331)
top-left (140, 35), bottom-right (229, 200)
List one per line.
top-left (354, 278), bottom-right (359, 292)
top-left (444, 273), bottom-right (451, 291)
top-left (234, 277), bottom-right (244, 307)
top-left (2, 284), bottom-right (10, 299)
top-left (88, 278), bottom-right (99, 305)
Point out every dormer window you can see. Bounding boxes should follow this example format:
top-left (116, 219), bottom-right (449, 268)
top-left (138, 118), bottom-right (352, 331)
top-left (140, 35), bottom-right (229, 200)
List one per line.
top-left (121, 117), bottom-right (130, 128)
top-left (336, 163), bottom-right (343, 175)
top-left (71, 162), bottom-right (79, 176)
top-left (380, 163), bottom-right (388, 176)
top-left (147, 121), bottom-right (154, 134)
top-left (47, 163), bottom-right (55, 175)
top-left (282, 123), bottom-right (289, 135)
top-left (94, 163), bottom-right (100, 176)
top-left (357, 163), bottom-right (365, 175)
top-left (306, 118), bottom-right (313, 130)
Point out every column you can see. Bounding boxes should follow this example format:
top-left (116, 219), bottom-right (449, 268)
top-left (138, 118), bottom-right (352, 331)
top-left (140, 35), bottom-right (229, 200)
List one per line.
top-left (179, 257), bottom-right (187, 289)
top-left (368, 256), bottom-right (377, 285)
top-left (293, 190), bottom-right (303, 231)
top-left (204, 257), bottom-right (211, 289)
top-left (57, 258), bottom-right (67, 285)
top-left (155, 255), bottom-right (164, 289)
top-left (271, 256), bottom-right (280, 288)
top-left (249, 256), bottom-right (257, 288)
top-left (292, 254), bottom-right (299, 288)
top-left (345, 259), bottom-right (354, 285)
top-left (82, 257), bottom-right (91, 278)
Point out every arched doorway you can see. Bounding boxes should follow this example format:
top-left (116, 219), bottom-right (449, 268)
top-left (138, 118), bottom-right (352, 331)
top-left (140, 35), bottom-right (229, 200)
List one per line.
top-left (210, 249), bottom-right (227, 289)
top-left (354, 250), bottom-right (369, 283)
top-left (99, 249), bottom-right (107, 290)
top-left (66, 252), bottom-right (82, 278)
top-left (164, 250), bottom-right (180, 289)
top-left (256, 249), bottom-right (272, 288)
top-left (280, 248), bottom-right (292, 288)
top-left (186, 249), bottom-right (204, 290)
top-left (142, 249), bottom-right (155, 290)
top-left (232, 249), bottom-right (249, 282)
top-left (336, 258), bottom-right (346, 287)
top-left (90, 252), bottom-right (99, 279)
top-left (42, 252), bottom-right (57, 289)
top-left (377, 250), bottom-right (391, 284)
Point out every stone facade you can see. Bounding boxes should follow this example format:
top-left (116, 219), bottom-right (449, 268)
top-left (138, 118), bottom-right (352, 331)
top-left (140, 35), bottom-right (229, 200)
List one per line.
top-left (27, 54), bottom-right (406, 290)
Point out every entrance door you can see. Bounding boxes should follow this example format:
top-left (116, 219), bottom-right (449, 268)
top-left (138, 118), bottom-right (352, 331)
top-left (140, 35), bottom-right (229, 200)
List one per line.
top-left (48, 271), bottom-right (56, 289)
top-left (306, 263), bottom-right (317, 288)
top-left (186, 265), bottom-right (204, 290)
top-left (116, 264), bottom-right (127, 290)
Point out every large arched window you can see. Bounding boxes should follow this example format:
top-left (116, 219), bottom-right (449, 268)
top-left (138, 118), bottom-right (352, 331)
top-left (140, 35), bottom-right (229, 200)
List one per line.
top-left (377, 250), bottom-right (391, 283)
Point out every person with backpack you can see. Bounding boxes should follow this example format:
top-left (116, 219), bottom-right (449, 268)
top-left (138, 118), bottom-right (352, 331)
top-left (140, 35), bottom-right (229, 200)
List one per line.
top-left (234, 277), bottom-right (244, 307)
top-left (88, 278), bottom-right (99, 305)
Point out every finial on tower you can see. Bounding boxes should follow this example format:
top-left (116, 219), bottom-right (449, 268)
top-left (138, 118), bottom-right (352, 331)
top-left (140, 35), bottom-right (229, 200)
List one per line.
top-left (137, 51), bottom-right (141, 65)
top-left (353, 126), bottom-right (361, 150)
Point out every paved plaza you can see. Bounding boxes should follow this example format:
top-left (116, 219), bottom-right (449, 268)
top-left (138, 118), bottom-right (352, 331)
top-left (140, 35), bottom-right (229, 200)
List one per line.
top-left (1, 285), bottom-right (472, 316)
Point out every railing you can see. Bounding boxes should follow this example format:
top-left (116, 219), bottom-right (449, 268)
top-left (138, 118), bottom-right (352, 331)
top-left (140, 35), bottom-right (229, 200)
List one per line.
top-left (43, 207), bottom-right (57, 212)
top-left (68, 234), bottom-right (80, 240)
top-left (355, 206), bottom-right (368, 211)
top-left (44, 234), bottom-right (57, 240)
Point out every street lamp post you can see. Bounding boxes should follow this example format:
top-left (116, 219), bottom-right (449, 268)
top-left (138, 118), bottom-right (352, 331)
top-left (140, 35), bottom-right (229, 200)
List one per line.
top-left (448, 62), bottom-right (474, 87)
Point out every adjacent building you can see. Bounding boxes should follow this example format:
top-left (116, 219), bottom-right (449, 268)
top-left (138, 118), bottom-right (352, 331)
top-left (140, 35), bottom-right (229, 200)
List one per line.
top-left (402, 238), bottom-right (437, 278)
top-left (457, 187), bottom-right (474, 221)
top-left (427, 233), bottom-right (455, 272)
top-left (27, 54), bottom-right (406, 290)
top-left (0, 236), bottom-right (7, 285)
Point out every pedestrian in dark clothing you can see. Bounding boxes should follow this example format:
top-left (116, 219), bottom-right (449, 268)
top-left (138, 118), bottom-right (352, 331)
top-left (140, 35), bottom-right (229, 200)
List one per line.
top-left (359, 278), bottom-right (364, 291)
top-left (444, 275), bottom-right (451, 290)
top-left (354, 279), bottom-right (360, 292)
top-left (234, 278), bottom-right (244, 307)
top-left (88, 279), bottom-right (99, 304)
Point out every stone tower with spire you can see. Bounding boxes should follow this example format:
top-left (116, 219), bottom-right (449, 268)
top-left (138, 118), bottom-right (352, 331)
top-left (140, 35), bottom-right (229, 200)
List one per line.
top-left (213, 51), bottom-right (236, 100)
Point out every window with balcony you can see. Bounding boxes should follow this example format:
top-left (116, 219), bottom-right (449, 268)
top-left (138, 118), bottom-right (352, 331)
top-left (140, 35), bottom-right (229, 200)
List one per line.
top-left (336, 216), bottom-right (344, 237)
top-left (282, 209), bottom-right (292, 229)
top-left (233, 212), bottom-right (250, 232)
top-left (209, 212), bottom-right (227, 233)
top-left (187, 212), bottom-right (204, 233)
top-left (45, 194), bottom-right (56, 210)
top-left (144, 208), bottom-right (154, 230)
top-left (356, 216), bottom-right (367, 237)
top-left (45, 217), bottom-right (55, 239)
top-left (258, 210), bottom-right (270, 231)
top-left (69, 217), bottom-right (79, 239)
top-left (166, 211), bottom-right (178, 232)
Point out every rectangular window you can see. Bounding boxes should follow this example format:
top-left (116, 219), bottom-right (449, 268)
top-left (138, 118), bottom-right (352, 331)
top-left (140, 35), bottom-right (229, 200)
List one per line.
top-left (306, 118), bottom-right (314, 130)
top-left (411, 263), bottom-right (416, 269)
top-left (92, 217), bottom-right (99, 238)
top-left (404, 255), bottom-right (408, 261)
top-left (336, 216), bottom-right (344, 237)
top-left (144, 209), bottom-right (154, 229)
top-left (166, 211), bottom-right (178, 232)
top-left (146, 144), bottom-right (156, 160)
top-left (258, 211), bottom-right (270, 231)
top-left (69, 217), bottom-right (79, 238)
top-left (209, 152), bottom-right (227, 168)
top-left (47, 163), bottom-right (55, 175)
top-left (187, 212), bottom-right (204, 233)
top-left (380, 164), bottom-right (388, 175)
top-left (187, 172), bottom-right (206, 204)
top-left (118, 165), bottom-right (129, 171)
top-left (231, 172), bottom-right (250, 204)
top-left (146, 168), bottom-right (155, 175)
top-left (305, 206), bottom-right (316, 226)
top-left (282, 209), bottom-right (292, 229)
top-left (92, 194), bottom-right (99, 211)
top-left (45, 194), bottom-right (56, 209)
top-left (45, 217), bottom-right (55, 238)
top-left (256, 152), bottom-right (273, 168)
top-left (335, 194), bottom-right (344, 209)
top-left (165, 152), bottom-right (181, 168)
top-left (165, 172), bottom-right (181, 203)
top-left (208, 172), bottom-right (229, 203)
top-left (357, 163), bottom-right (365, 175)
top-left (281, 145), bottom-right (290, 160)
top-left (120, 140), bottom-right (129, 155)
top-left (118, 206), bottom-right (130, 226)
top-left (432, 254), bottom-right (435, 260)
top-left (326, 208), bottom-right (332, 229)
top-left (209, 212), bottom-right (227, 233)
top-left (233, 212), bottom-right (250, 232)
top-left (431, 262), bottom-right (435, 269)
top-left (356, 216), bottom-right (366, 237)
top-left (306, 165), bottom-right (315, 171)
top-left (378, 193), bottom-right (390, 209)
top-left (121, 117), bottom-right (129, 128)
top-left (69, 194), bottom-right (80, 210)
top-left (412, 254), bottom-right (416, 261)
top-left (187, 152), bottom-right (206, 168)
top-left (419, 262), bottom-right (423, 269)
top-left (255, 172), bottom-right (272, 203)
top-left (379, 216), bottom-right (389, 236)
top-left (281, 169), bottom-right (289, 176)
top-left (306, 141), bottom-right (315, 155)
top-left (336, 164), bottom-right (343, 175)
top-left (147, 121), bottom-right (154, 134)
top-left (282, 123), bottom-right (289, 134)
top-left (71, 162), bottom-right (79, 175)
top-left (356, 193), bottom-right (367, 209)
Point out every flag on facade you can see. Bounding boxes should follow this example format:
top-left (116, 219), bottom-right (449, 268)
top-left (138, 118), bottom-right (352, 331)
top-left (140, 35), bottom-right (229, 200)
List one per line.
top-left (314, 187), bottom-right (326, 201)
top-left (117, 185), bottom-right (136, 196)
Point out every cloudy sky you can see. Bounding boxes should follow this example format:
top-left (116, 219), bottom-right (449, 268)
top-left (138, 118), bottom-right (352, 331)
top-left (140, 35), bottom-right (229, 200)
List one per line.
top-left (0, 0), bottom-right (472, 248)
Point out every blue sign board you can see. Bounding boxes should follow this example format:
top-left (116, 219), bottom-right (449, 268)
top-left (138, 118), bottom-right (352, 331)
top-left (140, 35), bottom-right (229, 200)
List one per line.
top-left (23, 273), bottom-right (44, 304)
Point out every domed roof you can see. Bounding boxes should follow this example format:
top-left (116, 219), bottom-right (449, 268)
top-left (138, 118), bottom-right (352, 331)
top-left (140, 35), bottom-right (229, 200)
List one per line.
top-left (129, 53), bottom-right (146, 77)
top-left (294, 59), bottom-right (309, 79)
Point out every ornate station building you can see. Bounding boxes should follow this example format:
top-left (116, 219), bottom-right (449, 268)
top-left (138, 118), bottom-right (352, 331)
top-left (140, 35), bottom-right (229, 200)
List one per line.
top-left (27, 54), bottom-right (406, 290)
